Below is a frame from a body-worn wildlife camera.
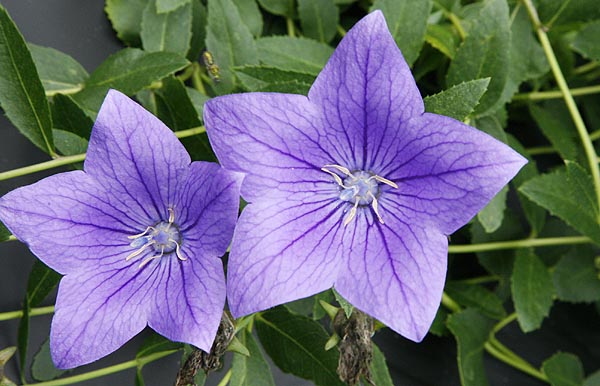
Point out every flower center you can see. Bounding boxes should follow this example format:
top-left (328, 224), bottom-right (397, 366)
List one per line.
top-left (321, 164), bottom-right (398, 226)
top-left (126, 208), bottom-right (187, 268)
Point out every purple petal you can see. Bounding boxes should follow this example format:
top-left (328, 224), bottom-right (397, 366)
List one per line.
top-left (227, 193), bottom-right (348, 318)
top-left (51, 263), bottom-right (156, 368)
top-left (0, 171), bottom-right (137, 274)
top-left (175, 162), bottom-right (242, 257)
top-left (308, 10), bottom-right (424, 170)
top-left (84, 89), bottom-right (191, 222)
top-left (380, 113), bottom-right (527, 234)
top-left (205, 92), bottom-right (348, 201)
top-left (148, 252), bottom-right (225, 352)
top-left (335, 210), bottom-right (448, 342)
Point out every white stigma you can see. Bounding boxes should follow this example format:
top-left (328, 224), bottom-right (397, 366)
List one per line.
top-left (126, 208), bottom-right (187, 268)
top-left (321, 164), bottom-right (398, 226)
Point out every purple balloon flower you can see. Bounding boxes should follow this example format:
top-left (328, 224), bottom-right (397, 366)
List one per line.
top-left (205, 11), bottom-right (526, 341)
top-left (0, 90), bottom-right (241, 368)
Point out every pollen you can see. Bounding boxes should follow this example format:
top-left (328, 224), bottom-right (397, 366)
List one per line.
top-left (321, 164), bottom-right (398, 226)
top-left (126, 208), bottom-right (187, 268)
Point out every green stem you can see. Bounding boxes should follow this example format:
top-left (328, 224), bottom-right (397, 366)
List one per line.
top-left (0, 126), bottom-right (206, 182)
top-left (0, 306), bottom-right (55, 321)
top-left (337, 25), bottom-right (347, 37)
top-left (286, 17), bottom-right (296, 37)
top-left (590, 129), bottom-right (600, 141)
top-left (457, 275), bottom-right (500, 285)
top-left (177, 63), bottom-right (196, 82)
top-left (26, 350), bottom-right (178, 386)
top-left (522, 0), bottom-right (600, 223)
top-left (448, 236), bottom-right (592, 254)
top-left (191, 63), bottom-right (207, 95)
top-left (512, 84), bottom-right (600, 101)
top-left (574, 61), bottom-right (600, 75)
top-left (484, 342), bottom-right (548, 382)
top-left (492, 312), bottom-right (518, 335)
top-left (447, 12), bottom-right (466, 40)
top-left (525, 146), bottom-right (556, 155)
top-left (441, 292), bottom-right (461, 312)
top-left (216, 369), bottom-right (232, 386)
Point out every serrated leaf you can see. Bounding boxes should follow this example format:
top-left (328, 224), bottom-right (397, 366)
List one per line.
top-left (424, 78), bottom-right (490, 121)
top-left (256, 36), bottom-right (333, 75)
top-left (370, 344), bottom-right (393, 386)
top-left (233, 0), bottom-right (263, 37)
top-left (444, 282), bottom-right (506, 320)
top-left (105, 0), bottom-right (148, 46)
top-left (519, 170), bottom-right (600, 244)
top-left (553, 246), bottom-right (600, 303)
top-left (73, 48), bottom-right (189, 114)
top-left (370, 0), bottom-right (432, 66)
top-left (0, 5), bottom-right (54, 154)
top-left (447, 309), bottom-right (493, 386)
top-left (256, 307), bottom-right (344, 386)
top-left (235, 65), bottom-right (315, 94)
top-left (512, 249), bottom-right (554, 332)
top-left (155, 77), bottom-right (216, 161)
top-left (530, 102), bottom-right (579, 161)
top-left (477, 186), bottom-right (508, 233)
top-left (572, 21), bottom-right (600, 61)
top-left (31, 339), bottom-right (66, 382)
top-left (230, 329), bottom-right (275, 386)
top-left (29, 44), bottom-right (88, 96)
top-left (446, 0), bottom-right (510, 117)
top-left (542, 352), bottom-right (584, 386)
top-left (567, 161), bottom-right (598, 214)
top-left (157, 0), bottom-right (190, 13)
top-left (141, 0), bottom-right (192, 57)
top-left (425, 24), bottom-right (458, 59)
top-left (257, 0), bottom-right (295, 17)
top-left (298, 0), bottom-right (338, 43)
top-left (51, 94), bottom-right (94, 140)
top-left (206, 0), bottom-right (258, 93)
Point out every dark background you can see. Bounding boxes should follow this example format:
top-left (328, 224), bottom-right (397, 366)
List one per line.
top-left (0, 1), bottom-right (598, 385)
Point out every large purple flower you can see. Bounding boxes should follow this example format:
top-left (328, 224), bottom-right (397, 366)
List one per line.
top-left (0, 90), bottom-right (241, 368)
top-left (205, 11), bottom-right (526, 341)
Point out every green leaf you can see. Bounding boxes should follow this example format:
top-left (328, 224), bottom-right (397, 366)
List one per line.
top-left (370, 344), bottom-right (393, 386)
top-left (257, 0), bottom-right (295, 17)
top-left (567, 161), bottom-right (598, 213)
top-left (187, 1), bottom-right (207, 61)
top-left (530, 102), bottom-right (579, 161)
top-left (572, 21), bottom-right (600, 61)
top-left (537, 0), bottom-right (600, 26)
top-left (136, 332), bottom-right (182, 359)
top-left (156, 0), bottom-right (190, 13)
top-left (553, 246), bottom-right (600, 303)
top-left (0, 221), bottom-right (11, 242)
top-left (141, 0), bottom-right (192, 57)
top-left (155, 77), bottom-right (216, 161)
top-left (0, 347), bottom-right (17, 386)
top-left (429, 307), bottom-right (449, 336)
top-left (73, 48), bottom-right (189, 114)
top-left (425, 24), bottom-right (459, 59)
top-left (51, 94), bottom-right (94, 139)
top-left (542, 352), bottom-right (584, 386)
top-left (333, 288), bottom-right (353, 318)
top-left (447, 308), bottom-right (493, 386)
top-left (206, 0), bottom-right (258, 93)
top-left (297, 0), bottom-right (338, 43)
top-left (31, 339), bottom-right (66, 382)
top-left (370, 0), bottom-right (432, 66)
top-left (519, 170), bottom-right (600, 244)
top-left (105, 0), bottom-right (148, 46)
top-left (511, 249), bottom-right (554, 332)
top-left (235, 65), bottom-right (315, 94)
top-left (52, 129), bottom-right (89, 158)
top-left (230, 329), bottom-right (275, 386)
top-left (232, 0), bottom-right (263, 37)
top-left (186, 87), bottom-right (209, 122)
top-left (477, 186), bottom-right (508, 233)
top-left (29, 44), bottom-right (88, 96)
top-left (444, 281), bottom-right (506, 320)
top-left (424, 78), bottom-right (490, 121)
top-left (256, 307), bottom-right (344, 386)
top-left (584, 370), bottom-right (600, 386)
top-left (0, 5), bottom-right (54, 154)
top-left (446, 0), bottom-right (510, 117)
top-left (256, 36), bottom-right (333, 75)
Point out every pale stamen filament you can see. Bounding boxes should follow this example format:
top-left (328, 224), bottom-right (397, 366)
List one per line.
top-left (368, 191), bottom-right (384, 224)
top-left (127, 226), bottom-right (154, 240)
top-left (138, 246), bottom-right (164, 269)
top-left (173, 239), bottom-right (187, 261)
top-left (323, 164), bottom-right (353, 177)
top-left (126, 240), bottom-right (155, 261)
top-left (321, 167), bottom-right (347, 187)
top-left (343, 199), bottom-right (360, 226)
top-left (370, 175), bottom-right (398, 189)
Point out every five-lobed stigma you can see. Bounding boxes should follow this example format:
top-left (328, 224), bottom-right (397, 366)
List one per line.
top-left (321, 164), bottom-right (398, 226)
top-left (126, 208), bottom-right (187, 268)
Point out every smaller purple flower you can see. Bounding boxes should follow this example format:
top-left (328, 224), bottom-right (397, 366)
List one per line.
top-left (205, 11), bottom-right (526, 342)
top-left (0, 90), bottom-right (241, 368)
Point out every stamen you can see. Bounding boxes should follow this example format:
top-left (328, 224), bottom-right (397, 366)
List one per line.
top-left (321, 167), bottom-right (345, 186)
top-left (343, 200), bottom-right (359, 226)
top-left (372, 175), bottom-right (398, 189)
top-left (323, 164), bottom-right (353, 177)
top-left (173, 239), bottom-right (187, 261)
top-left (126, 240), bottom-right (155, 261)
top-left (127, 226), bottom-right (153, 239)
top-left (168, 207), bottom-right (175, 223)
top-left (368, 191), bottom-right (384, 224)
